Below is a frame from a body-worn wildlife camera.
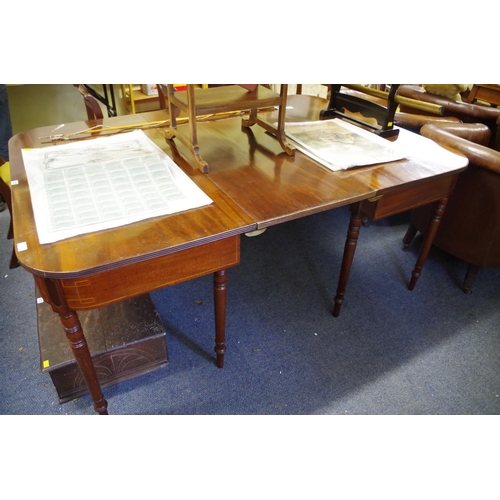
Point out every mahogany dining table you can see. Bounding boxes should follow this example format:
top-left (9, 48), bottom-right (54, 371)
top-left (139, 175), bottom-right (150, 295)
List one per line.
top-left (9, 94), bottom-right (468, 414)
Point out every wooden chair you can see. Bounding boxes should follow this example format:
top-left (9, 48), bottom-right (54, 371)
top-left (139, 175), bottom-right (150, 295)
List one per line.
top-left (74, 84), bottom-right (104, 120)
top-left (164, 84), bottom-right (295, 173)
top-left (0, 157), bottom-right (20, 269)
top-left (157, 84), bottom-right (168, 110)
top-left (83, 94), bottom-right (104, 121)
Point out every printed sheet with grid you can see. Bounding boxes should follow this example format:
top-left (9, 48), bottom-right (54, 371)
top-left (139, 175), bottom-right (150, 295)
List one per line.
top-left (21, 130), bottom-right (213, 244)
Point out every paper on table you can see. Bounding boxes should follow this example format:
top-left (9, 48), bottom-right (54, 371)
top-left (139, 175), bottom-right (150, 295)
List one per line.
top-left (22, 130), bottom-right (213, 244)
top-left (393, 127), bottom-right (469, 171)
top-left (285, 119), bottom-right (407, 171)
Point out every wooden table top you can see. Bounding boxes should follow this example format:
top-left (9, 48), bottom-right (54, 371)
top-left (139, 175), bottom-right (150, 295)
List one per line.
top-left (9, 112), bottom-right (255, 278)
top-left (10, 95), bottom-right (467, 278)
top-left (160, 95), bottom-right (468, 228)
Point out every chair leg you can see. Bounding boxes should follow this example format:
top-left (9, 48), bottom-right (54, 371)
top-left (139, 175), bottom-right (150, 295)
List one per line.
top-left (9, 248), bottom-right (19, 269)
top-left (403, 222), bottom-right (418, 248)
top-left (242, 108), bottom-right (258, 128)
top-left (165, 84), bottom-right (178, 140)
top-left (462, 264), bottom-right (480, 294)
top-left (242, 85), bottom-right (295, 157)
top-left (186, 85), bottom-right (208, 173)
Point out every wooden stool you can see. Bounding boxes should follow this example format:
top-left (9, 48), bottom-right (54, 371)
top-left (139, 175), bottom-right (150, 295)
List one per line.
top-left (165, 84), bottom-right (295, 172)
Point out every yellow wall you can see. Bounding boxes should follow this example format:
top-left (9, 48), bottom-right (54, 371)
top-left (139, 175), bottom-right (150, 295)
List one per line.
top-left (6, 84), bottom-right (127, 135)
top-left (8, 84), bottom-right (88, 134)
top-left (7, 84), bottom-right (329, 136)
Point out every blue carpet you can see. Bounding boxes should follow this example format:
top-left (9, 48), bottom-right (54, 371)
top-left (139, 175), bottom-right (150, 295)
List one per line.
top-left (1, 206), bottom-right (499, 415)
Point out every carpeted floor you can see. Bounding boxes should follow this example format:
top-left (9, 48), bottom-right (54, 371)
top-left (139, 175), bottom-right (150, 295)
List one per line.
top-left (1, 204), bottom-right (499, 415)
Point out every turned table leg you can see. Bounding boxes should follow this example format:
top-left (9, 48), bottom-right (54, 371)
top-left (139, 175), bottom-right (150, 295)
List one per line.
top-left (333, 207), bottom-right (363, 317)
top-left (35, 276), bottom-right (108, 415)
top-left (408, 198), bottom-right (448, 290)
top-left (213, 270), bottom-right (228, 368)
top-left (58, 309), bottom-right (109, 414)
top-left (408, 197), bottom-right (448, 291)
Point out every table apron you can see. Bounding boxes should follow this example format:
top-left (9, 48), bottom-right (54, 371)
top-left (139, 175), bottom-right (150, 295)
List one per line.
top-left (35, 236), bottom-right (240, 311)
top-left (359, 173), bottom-right (459, 220)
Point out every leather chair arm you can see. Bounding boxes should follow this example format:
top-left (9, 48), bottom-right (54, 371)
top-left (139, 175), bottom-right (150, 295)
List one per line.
top-left (496, 116), bottom-right (500, 151)
top-left (421, 123), bottom-right (500, 174)
top-left (423, 122), bottom-right (491, 145)
top-left (394, 112), bottom-right (462, 132)
top-left (398, 85), bottom-right (500, 123)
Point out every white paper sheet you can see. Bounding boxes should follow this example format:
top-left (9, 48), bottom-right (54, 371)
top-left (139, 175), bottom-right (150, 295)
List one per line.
top-left (393, 127), bottom-right (469, 171)
top-left (22, 130), bottom-right (213, 244)
top-left (285, 119), bottom-right (406, 171)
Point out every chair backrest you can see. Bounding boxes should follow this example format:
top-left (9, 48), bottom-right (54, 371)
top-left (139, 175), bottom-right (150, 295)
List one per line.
top-left (0, 157), bottom-right (19, 268)
top-left (83, 94), bottom-right (104, 121)
top-left (157, 84), bottom-right (168, 110)
top-left (0, 156), bottom-right (12, 238)
top-left (73, 84), bottom-right (104, 120)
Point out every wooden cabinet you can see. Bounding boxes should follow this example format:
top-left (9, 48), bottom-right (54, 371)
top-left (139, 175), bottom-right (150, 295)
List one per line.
top-left (37, 292), bottom-right (168, 403)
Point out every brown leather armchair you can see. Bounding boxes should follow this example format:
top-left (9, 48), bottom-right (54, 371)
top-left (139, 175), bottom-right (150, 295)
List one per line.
top-left (402, 120), bottom-right (500, 293)
top-left (398, 85), bottom-right (500, 150)
top-left (323, 86), bottom-right (500, 292)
